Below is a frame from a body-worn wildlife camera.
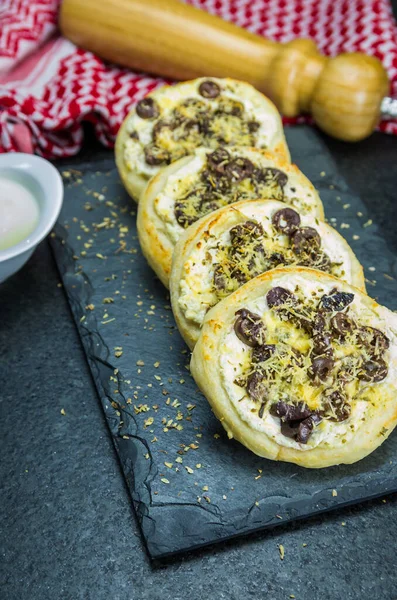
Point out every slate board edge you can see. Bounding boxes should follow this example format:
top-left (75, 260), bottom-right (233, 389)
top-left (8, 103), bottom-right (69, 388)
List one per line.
top-left (49, 131), bottom-right (397, 560)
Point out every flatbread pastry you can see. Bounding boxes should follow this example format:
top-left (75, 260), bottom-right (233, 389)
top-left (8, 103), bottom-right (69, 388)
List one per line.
top-left (190, 267), bottom-right (397, 468)
top-left (170, 199), bottom-right (365, 349)
top-left (115, 77), bottom-right (290, 202)
top-left (138, 147), bottom-right (324, 287)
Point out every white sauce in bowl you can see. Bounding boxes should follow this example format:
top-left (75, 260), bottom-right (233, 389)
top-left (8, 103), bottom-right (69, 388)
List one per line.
top-left (0, 178), bottom-right (39, 251)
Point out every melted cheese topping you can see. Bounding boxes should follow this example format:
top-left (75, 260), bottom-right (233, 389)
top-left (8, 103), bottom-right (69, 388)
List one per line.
top-left (178, 201), bottom-right (353, 325)
top-left (154, 147), bottom-right (319, 246)
top-left (219, 275), bottom-right (397, 451)
top-left (123, 78), bottom-right (285, 180)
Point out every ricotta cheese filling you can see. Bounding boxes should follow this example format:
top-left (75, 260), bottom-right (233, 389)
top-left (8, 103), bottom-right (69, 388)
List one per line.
top-left (219, 276), bottom-right (397, 451)
top-left (123, 78), bottom-right (282, 181)
top-left (178, 202), bottom-right (353, 325)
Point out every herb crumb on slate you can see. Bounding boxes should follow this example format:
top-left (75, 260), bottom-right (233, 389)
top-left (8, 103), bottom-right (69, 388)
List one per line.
top-left (60, 408), bottom-right (66, 416)
top-left (279, 544), bottom-right (285, 560)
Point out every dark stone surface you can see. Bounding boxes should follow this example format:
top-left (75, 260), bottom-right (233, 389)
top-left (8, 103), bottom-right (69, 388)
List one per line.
top-left (3, 0), bottom-right (397, 578)
top-left (2, 127), bottom-right (397, 599)
top-left (45, 126), bottom-right (397, 560)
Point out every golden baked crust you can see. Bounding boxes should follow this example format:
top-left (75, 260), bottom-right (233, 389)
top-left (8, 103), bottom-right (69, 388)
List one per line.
top-left (138, 147), bottom-right (324, 287)
top-left (115, 77), bottom-right (290, 202)
top-left (170, 199), bottom-right (365, 349)
top-left (190, 267), bottom-right (397, 468)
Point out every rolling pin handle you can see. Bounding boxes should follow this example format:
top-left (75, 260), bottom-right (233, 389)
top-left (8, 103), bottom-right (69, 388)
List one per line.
top-left (60, 0), bottom-right (390, 142)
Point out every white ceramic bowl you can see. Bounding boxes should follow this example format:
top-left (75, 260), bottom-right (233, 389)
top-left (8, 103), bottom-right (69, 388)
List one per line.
top-left (0, 153), bottom-right (64, 283)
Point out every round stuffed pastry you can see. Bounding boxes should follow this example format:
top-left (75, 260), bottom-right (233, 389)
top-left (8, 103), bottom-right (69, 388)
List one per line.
top-left (190, 267), bottom-right (397, 468)
top-left (115, 77), bottom-right (290, 202)
top-left (170, 199), bottom-right (364, 349)
top-left (138, 146), bottom-right (324, 287)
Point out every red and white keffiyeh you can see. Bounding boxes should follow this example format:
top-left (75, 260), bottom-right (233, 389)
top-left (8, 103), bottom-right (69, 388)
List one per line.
top-left (1, 0), bottom-right (397, 158)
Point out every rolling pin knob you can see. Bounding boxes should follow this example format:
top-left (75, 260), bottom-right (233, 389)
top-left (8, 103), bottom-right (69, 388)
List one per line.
top-left (263, 41), bottom-right (389, 141)
top-left (310, 53), bottom-right (390, 142)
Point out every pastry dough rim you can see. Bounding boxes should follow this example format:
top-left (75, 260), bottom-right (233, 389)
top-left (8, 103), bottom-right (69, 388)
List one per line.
top-left (115, 77), bottom-right (291, 203)
top-left (138, 148), bottom-right (325, 288)
top-left (190, 266), bottom-right (397, 468)
top-left (170, 199), bottom-right (365, 349)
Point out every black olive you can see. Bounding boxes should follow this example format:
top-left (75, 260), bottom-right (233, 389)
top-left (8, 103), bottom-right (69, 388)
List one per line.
top-left (174, 201), bottom-right (197, 228)
top-left (266, 286), bottom-right (295, 308)
top-left (198, 80), bottom-right (221, 98)
top-left (296, 414), bottom-right (322, 444)
top-left (252, 344), bottom-right (276, 363)
top-left (272, 208), bottom-right (301, 236)
top-left (312, 333), bottom-right (333, 356)
top-left (225, 157), bottom-right (254, 181)
top-left (248, 121), bottom-right (260, 132)
top-left (262, 168), bottom-right (288, 188)
top-left (280, 420), bottom-right (300, 439)
top-left (320, 291), bottom-right (354, 312)
top-left (207, 148), bottom-right (230, 174)
top-left (144, 144), bottom-right (170, 166)
top-left (229, 220), bottom-right (263, 246)
top-left (324, 391), bottom-right (351, 422)
top-left (315, 252), bottom-right (332, 272)
top-left (331, 313), bottom-right (353, 337)
top-left (291, 227), bottom-right (321, 255)
top-left (309, 356), bottom-right (334, 381)
top-left (268, 252), bottom-right (287, 266)
top-left (358, 326), bottom-right (389, 355)
top-left (213, 265), bottom-right (227, 291)
top-left (313, 312), bottom-right (326, 333)
top-left (358, 358), bottom-right (388, 382)
top-left (136, 97), bottom-right (159, 119)
top-left (246, 371), bottom-right (267, 402)
top-left (269, 401), bottom-right (312, 421)
top-left (234, 309), bottom-right (266, 347)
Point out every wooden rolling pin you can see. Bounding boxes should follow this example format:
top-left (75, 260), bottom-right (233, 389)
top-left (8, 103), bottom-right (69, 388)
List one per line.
top-left (59, 0), bottom-right (397, 141)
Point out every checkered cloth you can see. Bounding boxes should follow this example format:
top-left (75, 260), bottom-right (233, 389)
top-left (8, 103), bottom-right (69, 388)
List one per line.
top-left (1, 0), bottom-right (396, 157)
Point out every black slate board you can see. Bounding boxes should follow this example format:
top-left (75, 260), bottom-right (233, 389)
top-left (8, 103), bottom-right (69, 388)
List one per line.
top-left (49, 126), bottom-right (397, 559)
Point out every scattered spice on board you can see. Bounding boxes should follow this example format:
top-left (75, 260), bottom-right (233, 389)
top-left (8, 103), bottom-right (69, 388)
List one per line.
top-left (161, 478), bottom-right (170, 484)
top-left (279, 544), bottom-right (285, 560)
top-left (332, 489), bottom-right (338, 497)
top-left (60, 408), bottom-right (66, 416)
